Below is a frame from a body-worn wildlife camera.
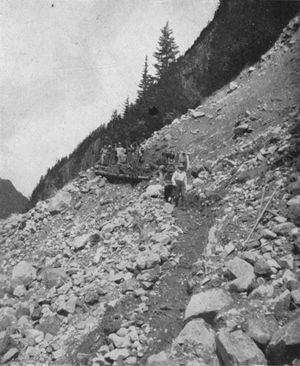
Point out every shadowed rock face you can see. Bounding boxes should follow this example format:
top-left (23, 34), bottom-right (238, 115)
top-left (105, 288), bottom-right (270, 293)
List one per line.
top-left (0, 178), bottom-right (29, 219)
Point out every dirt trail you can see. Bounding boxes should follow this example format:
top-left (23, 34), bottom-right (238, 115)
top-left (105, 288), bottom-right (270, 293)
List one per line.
top-left (139, 205), bottom-right (214, 364)
top-left (73, 202), bottom-right (215, 365)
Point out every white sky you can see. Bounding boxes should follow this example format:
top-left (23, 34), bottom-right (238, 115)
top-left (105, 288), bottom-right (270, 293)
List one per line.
top-left (0, 0), bottom-right (218, 197)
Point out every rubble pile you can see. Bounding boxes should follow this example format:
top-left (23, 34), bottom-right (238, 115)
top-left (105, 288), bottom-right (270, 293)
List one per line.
top-left (146, 113), bottom-right (300, 365)
top-left (0, 171), bottom-right (182, 365)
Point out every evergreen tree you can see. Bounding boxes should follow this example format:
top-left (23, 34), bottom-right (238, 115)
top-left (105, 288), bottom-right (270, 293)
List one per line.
top-left (137, 56), bottom-right (154, 100)
top-left (153, 22), bottom-right (179, 79)
top-left (123, 97), bottom-right (130, 117)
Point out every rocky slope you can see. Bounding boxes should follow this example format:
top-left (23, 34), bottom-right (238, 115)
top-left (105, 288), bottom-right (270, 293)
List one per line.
top-left (30, 0), bottom-right (300, 205)
top-left (0, 179), bottom-right (29, 219)
top-left (0, 14), bottom-right (300, 366)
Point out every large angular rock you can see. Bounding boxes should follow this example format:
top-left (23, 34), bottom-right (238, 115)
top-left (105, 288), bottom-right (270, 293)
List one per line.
top-left (254, 257), bottom-right (272, 276)
top-left (273, 222), bottom-right (296, 236)
top-left (267, 315), bottom-right (300, 364)
top-left (1, 347), bottom-right (19, 364)
top-left (147, 351), bottom-right (173, 366)
top-left (216, 329), bottom-right (267, 365)
top-left (47, 190), bottom-right (72, 214)
top-left (41, 268), bottom-right (68, 289)
top-left (246, 314), bottom-right (278, 346)
top-left (226, 257), bottom-right (255, 292)
top-left (143, 185), bottom-right (163, 198)
top-left (185, 289), bottom-right (233, 322)
top-left (105, 348), bottom-right (130, 362)
top-left (11, 261), bottom-right (36, 288)
top-left (71, 232), bottom-right (99, 251)
top-left (288, 196), bottom-right (300, 226)
top-left (226, 257), bottom-right (254, 279)
top-left (173, 318), bottom-right (218, 365)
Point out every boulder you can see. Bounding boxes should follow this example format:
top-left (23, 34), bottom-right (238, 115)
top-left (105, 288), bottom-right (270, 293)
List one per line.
top-left (246, 314), bottom-right (278, 346)
top-left (143, 185), bottom-right (163, 198)
top-left (291, 289), bottom-right (300, 306)
top-left (71, 233), bottom-right (99, 251)
top-left (1, 348), bottom-right (19, 364)
top-left (47, 190), bottom-right (72, 214)
top-left (56, 294), bottom-right (77, 316)
top-left (267, 315), bottom-right (300, 364)
top-left (278, 254), bottom-right (294, 270)
top-left (105, 348), bottom-right (130, 362)
top-left (248, 284), bottom-right (274, 300)
top-left (0, 333), bottom-right (15, 356)
top-left (273, 222), bottom-right (296, 236)
top-left (147, 351), bottom-right (173, 366)
top-left (225, 257), bottom-right (254, 279)
top-left (11, 261), bottom-right (36, 288)
top-left (226, 257), bottom-right (255, 292)
top-left (288, 196), bottom-right (300, 226)
top-left (254, 257), bottom-right (272, 276)
top-left (173, 318), bottom-right (218, 365)
top-left (216, 329), bottom-right (267, 365)
top-left (108, 333), bottom-right (131, 348)
top-left (185, 288), bottom-right (233, 322)
top-left (41, 268), bottom-right (68, 289)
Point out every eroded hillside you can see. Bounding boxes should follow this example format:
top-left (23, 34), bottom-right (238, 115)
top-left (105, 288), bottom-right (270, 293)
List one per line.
top-left (30, 0), bottom-right (299, 205)
top-left (0, 12), bottom-right (300, 366)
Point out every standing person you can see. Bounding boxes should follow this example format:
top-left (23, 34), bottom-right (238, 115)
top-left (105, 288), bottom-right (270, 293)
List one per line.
top-left (178, 151), bottom-right (190, 172)
top-left (172, 162), bottom-right (188, 209)
top-left (100, 146), bottom-right (108, 166)
top-left (159, 165), bottom-right (175, 203)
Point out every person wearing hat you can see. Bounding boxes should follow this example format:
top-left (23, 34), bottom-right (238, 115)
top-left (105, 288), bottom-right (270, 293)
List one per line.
top-left (172, 162), bottom-right (188, 209)
top-left (159, 164), bottom-right (175, 203)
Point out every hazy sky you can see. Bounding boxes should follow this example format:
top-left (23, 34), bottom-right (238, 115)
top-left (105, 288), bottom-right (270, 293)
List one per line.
top-left (0, 0), bottom-right (218, 197)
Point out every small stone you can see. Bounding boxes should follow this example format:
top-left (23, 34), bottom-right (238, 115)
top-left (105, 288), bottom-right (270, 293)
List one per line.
top-left (248, 284), bottom-right (274, 300)
top-left (224, 243), bottom-right (235, 255)
top-left (254, 257), bottom-right (272, 276)
top-left (261, 228), bottom-right (277, 239)
top-left (13, 285), bottom-right (27, 298)
top-left (278, 254), bottom-right (294, 270)
top-left (273, 222), bottom-right (296, 236)
top-left (104, 348), bottom-right (130, 362)
top-left (1, 348), bottom-right (19, 363)
top-left (291, 289), bottom-right (300, 306)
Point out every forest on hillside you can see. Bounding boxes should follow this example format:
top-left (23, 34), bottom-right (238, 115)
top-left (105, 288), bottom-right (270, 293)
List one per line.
top-left (31, 0), bottom-right (300, 205)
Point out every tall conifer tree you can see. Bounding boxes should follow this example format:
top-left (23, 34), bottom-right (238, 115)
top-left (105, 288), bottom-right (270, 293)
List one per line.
top-left (153, 22), bottom-right (179, 79)
top-left (137, 56), bottom-right (153, 100)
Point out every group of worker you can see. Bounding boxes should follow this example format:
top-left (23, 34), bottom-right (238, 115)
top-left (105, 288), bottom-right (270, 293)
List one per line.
top-left (99, 142), bottom-right (144, 167)
top-left (158, 151), bottom-right (190, 210)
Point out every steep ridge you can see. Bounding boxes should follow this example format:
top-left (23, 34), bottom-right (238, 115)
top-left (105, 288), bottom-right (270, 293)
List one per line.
top-left (0, 178), bottom-right (29, 219)
top-left (30, 0), bottom-right (299, 205)
top-left (0, 13), bottom-right (299, 366)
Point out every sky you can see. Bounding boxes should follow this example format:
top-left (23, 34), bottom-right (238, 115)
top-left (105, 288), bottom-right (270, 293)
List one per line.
top-left (0, 0), bottom-right (218, 197)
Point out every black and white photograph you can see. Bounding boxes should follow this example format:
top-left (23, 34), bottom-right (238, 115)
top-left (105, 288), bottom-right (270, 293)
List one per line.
top-left (0, 0), bottom-right (300, 365)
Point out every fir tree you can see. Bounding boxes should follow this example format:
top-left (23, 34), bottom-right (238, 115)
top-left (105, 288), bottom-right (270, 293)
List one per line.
top-left (153, 22), bottom-right (179, 79)
top-left (123, 97), bottom-right (130, 117)
top-left (137, 56), bottom-right (154, 100)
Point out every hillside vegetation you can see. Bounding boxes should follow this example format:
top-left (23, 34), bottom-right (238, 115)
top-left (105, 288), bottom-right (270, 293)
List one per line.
top-left (0, 178), bottom-right (29, 219)
top-left (30, 0), bottom-right (299, 205)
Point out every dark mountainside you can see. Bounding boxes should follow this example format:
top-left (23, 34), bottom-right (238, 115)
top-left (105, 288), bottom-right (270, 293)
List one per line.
top-left (30, 0), bottom-right (300, 206)
top-left (0, 178), bottom-right (29, 219)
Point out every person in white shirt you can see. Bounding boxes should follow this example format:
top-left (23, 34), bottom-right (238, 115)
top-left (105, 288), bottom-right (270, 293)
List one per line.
top-left (172, 163), bottom-right (187, 209)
